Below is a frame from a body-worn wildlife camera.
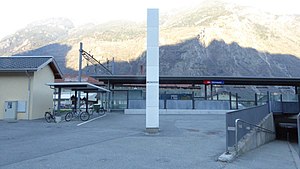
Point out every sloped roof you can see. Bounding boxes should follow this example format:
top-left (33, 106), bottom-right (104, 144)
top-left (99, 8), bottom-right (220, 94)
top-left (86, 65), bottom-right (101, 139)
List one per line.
top-left (0, 56), bottom-right (62, 79)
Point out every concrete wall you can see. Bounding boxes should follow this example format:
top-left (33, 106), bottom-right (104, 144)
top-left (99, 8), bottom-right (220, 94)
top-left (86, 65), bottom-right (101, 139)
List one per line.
top-left (237, 113), bottom-right (276, 155)
top-left (31, 65), bottom-right (54, 119)
top-left (166, 100), bottom-right (193, 109)
top-left (195, 100), bottom-right (230, 110)
top-left (0, 72), bottom-right (30, 120)
top-left (124, 109), bottom-right (232, 115)
top-left (226, 104), bottom-right (269, 147)
top-left (128, 100), bottom-right (230, 110)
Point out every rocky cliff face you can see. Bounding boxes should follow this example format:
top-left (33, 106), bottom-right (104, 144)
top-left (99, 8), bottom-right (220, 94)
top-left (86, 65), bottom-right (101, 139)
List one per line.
top-left (129, 38), bottom-right (300, 77)
top-left (0, 1), bottom-right (299, 77)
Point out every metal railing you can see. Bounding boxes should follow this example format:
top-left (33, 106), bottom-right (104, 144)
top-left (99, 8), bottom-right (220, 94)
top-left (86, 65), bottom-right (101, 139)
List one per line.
top-left (235, 118), bottom-right (275, 151)
top-left (226, 104), bottom-right (269, 152)
top-left (297, 113), bottom-right (300, 158)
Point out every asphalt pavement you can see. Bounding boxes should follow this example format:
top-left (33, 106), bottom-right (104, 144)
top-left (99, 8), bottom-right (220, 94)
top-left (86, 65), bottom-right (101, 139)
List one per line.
top-left (0, 112), bottom-right (299, 169)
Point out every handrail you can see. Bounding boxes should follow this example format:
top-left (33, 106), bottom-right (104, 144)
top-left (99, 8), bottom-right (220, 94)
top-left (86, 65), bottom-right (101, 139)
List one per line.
top-left (297, 113), bottom-right (300, 158)
top-left (236, 119), bottom-right (275, 134)
top-left (235, 118), bottom-right (275, 151)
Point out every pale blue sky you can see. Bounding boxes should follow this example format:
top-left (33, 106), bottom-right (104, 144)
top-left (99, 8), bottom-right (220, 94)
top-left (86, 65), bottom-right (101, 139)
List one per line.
top-left (0, 0), bottom-right (299, 40)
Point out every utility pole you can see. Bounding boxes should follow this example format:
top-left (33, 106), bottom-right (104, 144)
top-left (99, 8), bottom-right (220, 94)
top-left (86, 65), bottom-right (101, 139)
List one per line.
top-left (77, 42), bottom-right (83, 110)
top-left (112, 57), bottom-right (115, 75)
top-left (78, 42), bottom-right (83, 82)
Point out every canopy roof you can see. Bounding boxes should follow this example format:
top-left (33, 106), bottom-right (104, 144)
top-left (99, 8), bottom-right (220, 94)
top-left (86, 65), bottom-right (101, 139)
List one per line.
top-left (92, 75), bottom-right (300, 86)
top-left (46, 82), bottom-right (110, 93)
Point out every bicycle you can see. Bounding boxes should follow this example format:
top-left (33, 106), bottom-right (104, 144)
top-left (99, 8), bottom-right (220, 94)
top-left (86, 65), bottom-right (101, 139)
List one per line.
top-left (45, 108), bottom-right (56, 123)
top-left (65, 109), bottom-right (90, 122)
top-left (89, 105), bottom-right (106, 116)
top-left (92, 106), bottom-right (106, 116)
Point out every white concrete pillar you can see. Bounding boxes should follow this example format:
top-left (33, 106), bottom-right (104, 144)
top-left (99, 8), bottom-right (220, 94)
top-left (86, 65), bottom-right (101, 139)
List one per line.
top-left (146, 8), bottom-right (159, 133)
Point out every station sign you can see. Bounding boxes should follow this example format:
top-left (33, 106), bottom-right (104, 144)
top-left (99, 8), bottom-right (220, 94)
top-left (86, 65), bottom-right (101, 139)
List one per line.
top-left (203, 80), bottom-right (224, 85)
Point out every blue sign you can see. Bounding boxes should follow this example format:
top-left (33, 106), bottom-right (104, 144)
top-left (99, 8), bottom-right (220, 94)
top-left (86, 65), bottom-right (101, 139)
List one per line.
top-left (204, 80), bottom-right (224, 85)
top-left (211, 80), bottom-right (224, 85)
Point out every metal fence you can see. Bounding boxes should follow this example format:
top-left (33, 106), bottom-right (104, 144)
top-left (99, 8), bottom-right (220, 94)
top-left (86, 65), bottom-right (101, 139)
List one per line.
top-left (226, 104), bottom-right (269, 151)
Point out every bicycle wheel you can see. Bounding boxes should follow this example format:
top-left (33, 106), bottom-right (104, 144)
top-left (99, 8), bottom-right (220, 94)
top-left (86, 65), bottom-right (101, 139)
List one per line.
top-left (45, 112), bottom-right (52, 123)
top-left (98, 109), bottom-right (105, 116)
top-left (65, 112), bottom-right (73, 122)
top-left (80, 111), bottom-right (90, 121)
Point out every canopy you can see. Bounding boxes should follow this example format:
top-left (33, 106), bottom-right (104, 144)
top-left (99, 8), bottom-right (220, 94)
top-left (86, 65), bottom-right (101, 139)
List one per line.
top-left (46, 82), bottom-right (110, 93)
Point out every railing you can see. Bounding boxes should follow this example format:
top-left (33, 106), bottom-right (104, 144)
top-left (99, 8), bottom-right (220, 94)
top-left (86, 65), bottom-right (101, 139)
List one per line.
top-left (225, 104), bottom-right (269, 153)
top-left (297, 113), bottom-right (300, 158)
top-left (235, 119), bottom-right (275, 151)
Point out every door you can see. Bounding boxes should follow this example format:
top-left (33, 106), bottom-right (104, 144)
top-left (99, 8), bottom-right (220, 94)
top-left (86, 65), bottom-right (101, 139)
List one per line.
top-left (4, 101), bottom-right (17, 120)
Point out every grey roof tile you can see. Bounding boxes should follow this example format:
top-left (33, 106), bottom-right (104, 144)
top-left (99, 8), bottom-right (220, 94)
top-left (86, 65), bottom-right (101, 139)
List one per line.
top-left (0, 56), bottom-right (52, 71)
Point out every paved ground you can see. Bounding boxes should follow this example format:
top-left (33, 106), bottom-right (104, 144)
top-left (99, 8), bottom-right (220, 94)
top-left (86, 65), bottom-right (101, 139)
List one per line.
top-left (0, 112), bottom-right (299, 169)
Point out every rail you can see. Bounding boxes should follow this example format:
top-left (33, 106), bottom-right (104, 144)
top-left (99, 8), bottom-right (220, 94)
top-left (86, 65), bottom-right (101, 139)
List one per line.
top-left (235, 119), bottom-right (275, 151)
top-left (297, 113), bottom-right (300, 158)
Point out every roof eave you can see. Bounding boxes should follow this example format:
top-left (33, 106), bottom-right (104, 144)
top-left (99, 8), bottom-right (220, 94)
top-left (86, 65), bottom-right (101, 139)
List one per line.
top-left (0, 69), bottom-right (37, 72)
top-left (47, 57), bottom-right (63, 79)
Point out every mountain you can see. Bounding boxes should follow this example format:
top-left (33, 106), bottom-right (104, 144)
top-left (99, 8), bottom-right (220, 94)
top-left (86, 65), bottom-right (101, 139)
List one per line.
top-left (131, 38), bottom-right (300, 77)
top-left (0, 1), bottom-right (300, 77)
top-left (0, 18), bottom-right (73, 55)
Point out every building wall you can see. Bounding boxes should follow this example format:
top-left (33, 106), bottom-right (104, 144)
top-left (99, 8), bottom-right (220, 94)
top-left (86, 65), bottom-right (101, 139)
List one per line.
top-left (0, 65), bottom-right (55, 120)
top-left (0, 72), bottom-right (31, 120)
top-left (31, 65), bottom-right (54, 119)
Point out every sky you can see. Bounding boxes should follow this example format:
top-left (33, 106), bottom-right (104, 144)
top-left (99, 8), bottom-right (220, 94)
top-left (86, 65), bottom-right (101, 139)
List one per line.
top-left (0, 0), bottom-right (299, 40)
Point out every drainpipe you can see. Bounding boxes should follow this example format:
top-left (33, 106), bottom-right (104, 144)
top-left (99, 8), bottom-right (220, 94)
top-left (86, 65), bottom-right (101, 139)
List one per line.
top-left (25, 71), bottom-right (31, 120)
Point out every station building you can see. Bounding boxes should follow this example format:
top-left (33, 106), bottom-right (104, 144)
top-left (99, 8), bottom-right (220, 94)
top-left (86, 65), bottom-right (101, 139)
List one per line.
top-left (1, 56), bottom-right (300, 121)
top-left (91, 75), bottom-right (300, 113)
